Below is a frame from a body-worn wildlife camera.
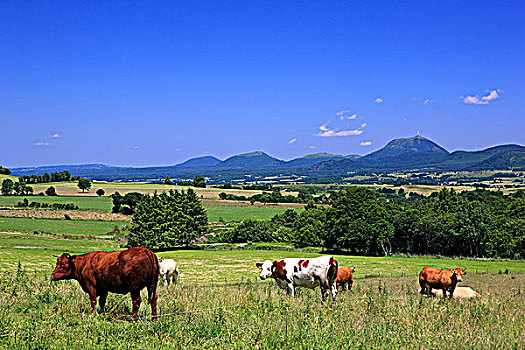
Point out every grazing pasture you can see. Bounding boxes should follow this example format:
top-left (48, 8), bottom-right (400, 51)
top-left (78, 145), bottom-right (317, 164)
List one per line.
top-left (0, 267), bottom-right (523, 349)
top-left (0, 216), bottom-right (126, 236)
top-left (0, 195), bottom-right (114, 211)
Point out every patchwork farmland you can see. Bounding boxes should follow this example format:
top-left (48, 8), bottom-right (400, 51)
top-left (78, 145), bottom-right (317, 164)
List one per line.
top-left (0, 180), bottom-right (524, 349)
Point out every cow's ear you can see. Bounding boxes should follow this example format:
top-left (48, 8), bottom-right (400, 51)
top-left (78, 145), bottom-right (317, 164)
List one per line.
top-left (256, 262), bottom-right (263, 269)
top-left (52, 254), bottom-right (60, 258)
top-left (462, 269), bottom-right (466, 274)
top-left (352, 267), bottom-right (356, 272)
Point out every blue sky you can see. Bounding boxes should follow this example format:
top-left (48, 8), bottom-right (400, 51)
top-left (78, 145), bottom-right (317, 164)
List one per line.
top-left (1, 1), bottom-right (523, 167)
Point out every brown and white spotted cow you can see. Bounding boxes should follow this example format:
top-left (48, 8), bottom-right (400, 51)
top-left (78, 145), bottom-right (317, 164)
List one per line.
top-left (256, 256), bottom-right (338, 302)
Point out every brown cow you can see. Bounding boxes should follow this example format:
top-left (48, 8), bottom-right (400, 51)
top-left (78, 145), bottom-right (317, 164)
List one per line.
top-left (336, 266), bottom-right (355, 292)
top-left (419, 266), bottom-right (466, 299)
top-left (51, 247), bottom-right (159, 319)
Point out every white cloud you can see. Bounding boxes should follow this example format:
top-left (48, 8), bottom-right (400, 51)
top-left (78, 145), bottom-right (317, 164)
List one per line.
top-left (288, 138), bottom-right (297, 144)
top-left (133, 145), bottom-right (140, 150)
top-left (411, 97), bottom-right (418, 102)
top-left (336, 110), bottom-right (350, 116)
top-left (315, 114), bottom-right (367, 137)
top-left (403, 117), bottom-right (407, 122)
top-left (360, 141), bottom-right (372, 146)
top-left (52, 133), bottom-right (60, 138)
top-left (309, 145), bottom-right (317, 149)
top-left (462, 89), bottom-right (502, 105)
top-left (34, 142), bottom-right (50, 146)
top-left (481, 90), bottom-right (500, 102)
top-left (175, 148), bottom-right (182, 152)
top-left (316, 129), bottom-right (363, 137)
top-left (423, 98), bottom-right (436, 105)
top-left (374, 97), bottom-right (383, 104)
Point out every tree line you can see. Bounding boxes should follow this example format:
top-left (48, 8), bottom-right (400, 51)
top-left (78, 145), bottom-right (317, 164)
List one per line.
top-left (217, 187), bottom-right (525, 259)
top-left (18, 171), bottom-right (79, 184)
top-left (219, 188), bottom-right (333, 205)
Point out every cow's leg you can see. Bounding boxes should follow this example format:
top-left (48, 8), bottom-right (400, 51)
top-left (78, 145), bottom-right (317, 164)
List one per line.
top-left (166, 273), bottom-right (171, 286)
top-left (448, 286), bottom-right (455, 299)
top-left (419, 280), bottom-right (427, 295)
top-left (162, 274), bottom-right (168, 287)
top-left (331, 281), bottom-right (337, 301)
top-left (98, 290), bottom-right (108, 313)
top-left (130, 290), bottom-right (141, 319)
top-left (174, 270), bottom-right (179, 286)
top-left (320, 282), bottom-right (329, 302)
top-left (286, 281), bottom-right (295, 298)
top-left (147, 278), bottom-right (158, 318)
top-left (86, 289), bottom-right (98, 315)
top-left (442, 288), bottom-right (448, 298)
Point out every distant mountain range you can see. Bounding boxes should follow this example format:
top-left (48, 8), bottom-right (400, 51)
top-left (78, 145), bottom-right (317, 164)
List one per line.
top-left (9, 136), bottom-right (525, 182)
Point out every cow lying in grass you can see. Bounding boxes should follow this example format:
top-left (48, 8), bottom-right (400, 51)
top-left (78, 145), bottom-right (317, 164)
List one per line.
top-left (336, 266), bottom-right (355, 292)
top-left (256, 256), bottom-right (338, 302)
top-left (418, 286), bottom-right (480, 299)
top-left (419, 266), bottom-right (466, 299)
top-left (158, 258), bottom-right (179, 286)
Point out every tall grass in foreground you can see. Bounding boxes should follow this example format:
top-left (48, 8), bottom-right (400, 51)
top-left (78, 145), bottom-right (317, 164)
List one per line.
top-left (0, 270), bottom-right (523, 349)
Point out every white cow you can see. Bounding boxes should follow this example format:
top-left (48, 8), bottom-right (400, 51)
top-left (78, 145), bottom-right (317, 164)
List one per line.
top-left (158, 258), bottom-right (179, 286)
top-left (418, 286), bottom-right (481, 299)
top-left (256, 256), bottom-right (338, 302)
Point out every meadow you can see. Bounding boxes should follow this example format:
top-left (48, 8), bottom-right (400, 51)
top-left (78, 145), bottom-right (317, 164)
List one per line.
top-left (0, 217), bottom-right (124, 237)
top-left (0, 263), bottom-right (523, 349)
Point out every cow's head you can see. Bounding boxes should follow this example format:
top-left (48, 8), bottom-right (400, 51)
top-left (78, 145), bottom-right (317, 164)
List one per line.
top-left (454, 268), bottom-right (466, 282)
top-left (256, 260), bottom-right (273, 280)
top-left (50, 253), bottom-right (75, 281)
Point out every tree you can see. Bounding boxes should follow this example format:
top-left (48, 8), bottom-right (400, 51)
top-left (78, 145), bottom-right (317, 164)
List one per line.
top-left (127, 189), bottom-right (207, 248)
top-left (323, 187), bottom-right (394, 255)
top-left (96, 188), bottom-right (105, 196)
top-left (298, 189), bottom-right (314, 203)
top-left (45, 186), bottom-right (57, 196)
top-left (164, 175), bottom-right (173, 185)
top-left (0, 166), bottom-right (12, 175)
top-left (110, 192), bottom-right (144, 214)
top-left (13, 181), bottom-right (33, 196)
top-left (219, 219), bottom-right (273, 243)
top-left (193, 175), bottom-right (206, 188)
top-left (77, 178), bottom-right (91, 193)
top-left (1, 179), bottom-right (14, 195)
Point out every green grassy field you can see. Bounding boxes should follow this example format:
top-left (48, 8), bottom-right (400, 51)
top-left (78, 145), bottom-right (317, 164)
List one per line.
top-left (0, 269), bottom-right (523, 349)
top-left (1, 178), bottom-right (524, 348)
top-left (0, 195), bottom-right (114, 211)
top-left (0, 216), bottom-right (127, 236)
top-left (205, 205), bottom-right (299, 222)
top-left (3, 242), bottom-right (524, 282)
top-left (0, 195), bottom-right (299, 221)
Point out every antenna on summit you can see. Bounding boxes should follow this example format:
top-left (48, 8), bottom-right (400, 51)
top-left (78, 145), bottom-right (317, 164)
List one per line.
top-left (417, 130), bottom-right (420, 136)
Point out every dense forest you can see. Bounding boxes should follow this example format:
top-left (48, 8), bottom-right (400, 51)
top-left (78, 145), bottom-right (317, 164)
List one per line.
top-left (218, 187), bottom-right (525, 259)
